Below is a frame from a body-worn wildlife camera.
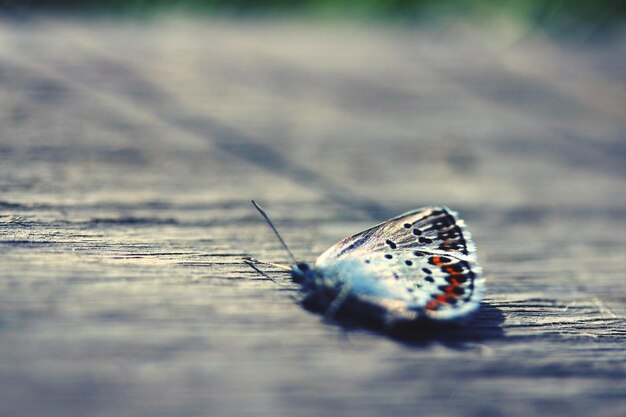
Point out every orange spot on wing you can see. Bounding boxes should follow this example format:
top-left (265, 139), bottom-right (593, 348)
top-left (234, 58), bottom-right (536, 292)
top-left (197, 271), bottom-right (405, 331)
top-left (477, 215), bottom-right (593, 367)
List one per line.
top-left (432, 256), bottom-right (443, 266)
top-left (426, 300), bottom-right (439, 310)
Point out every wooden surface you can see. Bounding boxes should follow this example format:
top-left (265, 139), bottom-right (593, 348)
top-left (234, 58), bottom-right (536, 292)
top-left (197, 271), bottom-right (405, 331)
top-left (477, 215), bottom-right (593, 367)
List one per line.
top-left (0, 15), bottom-right (625, 417)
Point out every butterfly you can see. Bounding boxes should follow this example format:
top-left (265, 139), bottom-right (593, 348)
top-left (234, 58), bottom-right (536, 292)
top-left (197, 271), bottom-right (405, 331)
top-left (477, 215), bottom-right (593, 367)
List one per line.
top-left (245, 201), bottom-right (484, 330)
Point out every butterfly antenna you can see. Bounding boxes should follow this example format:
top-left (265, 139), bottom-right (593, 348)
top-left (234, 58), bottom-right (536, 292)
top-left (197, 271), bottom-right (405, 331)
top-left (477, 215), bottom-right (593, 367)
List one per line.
top-left (251, 200), bottom-right (298, 264)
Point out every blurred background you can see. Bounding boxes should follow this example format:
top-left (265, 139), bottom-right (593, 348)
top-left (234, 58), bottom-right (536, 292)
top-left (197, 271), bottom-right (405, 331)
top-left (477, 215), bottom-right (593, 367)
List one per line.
top-left (4, 1), bottom-right (626, 38)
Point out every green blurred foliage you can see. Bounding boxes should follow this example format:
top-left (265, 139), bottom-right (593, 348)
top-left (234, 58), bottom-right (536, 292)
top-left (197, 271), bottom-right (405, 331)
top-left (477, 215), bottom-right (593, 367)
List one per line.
top-left (3, 0), bottom-right (626, 35)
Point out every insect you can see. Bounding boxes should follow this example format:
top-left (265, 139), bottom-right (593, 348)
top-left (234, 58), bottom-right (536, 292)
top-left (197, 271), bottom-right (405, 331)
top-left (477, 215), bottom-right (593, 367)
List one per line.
top-left (245, 201), bottom-right (484, 330)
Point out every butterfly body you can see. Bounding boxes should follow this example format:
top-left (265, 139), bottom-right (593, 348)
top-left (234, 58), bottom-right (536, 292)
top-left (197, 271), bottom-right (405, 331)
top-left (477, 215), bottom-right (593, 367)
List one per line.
top-left (289, 206), bottom-right (484, 328)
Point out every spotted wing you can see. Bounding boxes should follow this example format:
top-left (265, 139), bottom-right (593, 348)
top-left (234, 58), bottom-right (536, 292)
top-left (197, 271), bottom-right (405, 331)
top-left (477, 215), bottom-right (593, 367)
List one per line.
top-left (315, 207), bottom-right (483, 323)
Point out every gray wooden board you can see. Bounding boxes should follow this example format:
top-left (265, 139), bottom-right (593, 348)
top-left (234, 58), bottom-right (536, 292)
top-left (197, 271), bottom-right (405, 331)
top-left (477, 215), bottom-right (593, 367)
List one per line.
top-left (0, 15), bottom-right (625, 417)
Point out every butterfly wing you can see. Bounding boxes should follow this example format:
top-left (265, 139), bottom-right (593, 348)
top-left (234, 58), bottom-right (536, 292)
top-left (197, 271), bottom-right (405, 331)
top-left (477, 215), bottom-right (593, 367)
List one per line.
top-left (314, 207), bottom-right (483, 323)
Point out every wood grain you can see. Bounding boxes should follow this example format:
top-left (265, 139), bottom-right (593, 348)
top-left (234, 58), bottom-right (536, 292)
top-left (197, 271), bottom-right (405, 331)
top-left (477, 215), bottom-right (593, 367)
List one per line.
top-left (0, 15), bottom-right (624, 417)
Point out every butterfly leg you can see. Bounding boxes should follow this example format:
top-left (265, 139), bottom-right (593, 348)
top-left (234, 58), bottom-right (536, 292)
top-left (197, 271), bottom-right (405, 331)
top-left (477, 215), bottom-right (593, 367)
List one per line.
top-left (243, 260), bottom-right (289, 287)
top-left (324, 283), bottom-right (352, 321)
top-left (241, 256), bottom-right (291, 271)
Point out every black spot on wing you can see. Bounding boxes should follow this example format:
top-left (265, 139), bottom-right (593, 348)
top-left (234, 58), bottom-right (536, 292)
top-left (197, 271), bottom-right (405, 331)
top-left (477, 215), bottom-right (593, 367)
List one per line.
top-left (436, 208), bottom-right (469, 255)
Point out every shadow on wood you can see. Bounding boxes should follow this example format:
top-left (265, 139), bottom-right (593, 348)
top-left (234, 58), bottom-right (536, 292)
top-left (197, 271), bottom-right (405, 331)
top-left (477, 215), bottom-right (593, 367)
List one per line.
top-left (306, 301), bottom-right (505, 348)
top-left (389, 303), bottom-right (505, 348)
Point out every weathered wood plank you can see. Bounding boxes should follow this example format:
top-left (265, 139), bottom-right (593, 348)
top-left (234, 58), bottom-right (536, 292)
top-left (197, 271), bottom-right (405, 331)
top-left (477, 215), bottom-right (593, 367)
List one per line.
top-left (0, 15), bottom-right (625, 417)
